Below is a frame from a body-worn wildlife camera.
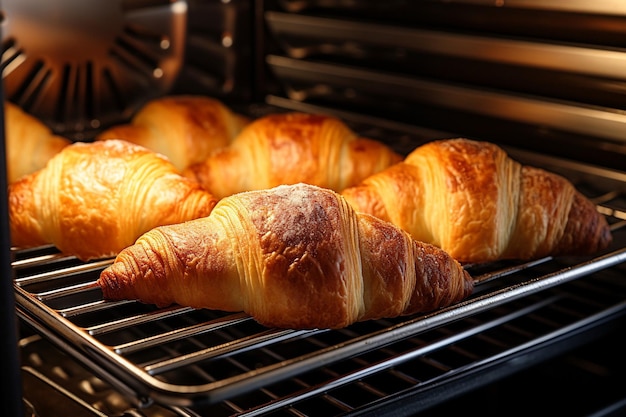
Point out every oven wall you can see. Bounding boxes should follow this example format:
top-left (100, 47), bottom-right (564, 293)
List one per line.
top-left (257, 0), bottom-right (626, 169)
top-left (4, 0), bottom-right (625, 169)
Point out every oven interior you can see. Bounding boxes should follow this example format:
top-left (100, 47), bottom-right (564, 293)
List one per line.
top-left (3, 1), bottom-right (626, 416)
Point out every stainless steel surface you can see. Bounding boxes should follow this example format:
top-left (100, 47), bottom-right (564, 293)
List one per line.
top-left (20, 333), bottom-right (192, 417)
top-left (263, 1), bottom-right (626, 171)
top-left (264, 8), bottom-right (626, 146)
top-left (266, 12), bottom-right (626, 79)
top-left (267, 55), bottom-right (626, 144)
top-left (424, 0), bottom-right (626, 15)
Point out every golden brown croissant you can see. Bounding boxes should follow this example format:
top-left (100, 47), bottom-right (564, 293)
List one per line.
top-left (9, 139), bottom-right (218, 261)
top-left (96, 95), bottom-right (249, 172)
top-left (98, 183), bottom-right (473, 329)
top-left (341, 138), bottom-right (612, 263)
top-left (4, 101), bottom-right (72, 183)
top-left (183, 112), bottom-right (403, 199)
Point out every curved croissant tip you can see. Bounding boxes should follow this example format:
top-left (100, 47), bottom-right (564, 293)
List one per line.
top-left (97, 264), bottom-right (127, 300)
top-left (464, 271), bottom-right (474, 297)
top-left (590, 230), bottom-right (612, 256)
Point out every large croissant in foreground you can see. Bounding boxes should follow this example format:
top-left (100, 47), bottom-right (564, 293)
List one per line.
top-left (5, 101), bottom-right (72, 183)
top-left (342, 138), bottom-right (612, 263)
top-left (98, 183), bottom-right (473, 329)
top-left (96, 95), bottom-right (249, 172)
top-left (184, 112), bottom-right (403, 198)
top-left (9, 140), bottom-right (218, 261)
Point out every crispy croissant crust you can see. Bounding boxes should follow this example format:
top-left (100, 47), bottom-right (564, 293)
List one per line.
top-left (98, 183), bottom-right (473, 329)
top-left (9, 139), bottom-right (218, 261)
top-left (96, 95), bottom-right (249, 172)
top-left (183, 112), bottom-right (403, 198)
top-left (341, 138), bottom-right (612, 263)
top-left (5, 101), bottom-right (72, 183)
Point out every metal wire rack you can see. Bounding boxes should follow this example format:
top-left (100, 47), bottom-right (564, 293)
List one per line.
top-left (10, 111), bottom-right (626, 413)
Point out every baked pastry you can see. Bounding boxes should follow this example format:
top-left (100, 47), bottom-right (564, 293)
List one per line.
top-left (342, 138), bottom-right (612, 263)
top-left (184, 112), bottom-right (403, 198)
top-left (9, 139), bottom-right (218, 261)
top-left (98, 183), bottom-right (473, 329)
top-left (4, 101), bottom-right (72, 183)
top-left (96, 95), bottom-right (249, 172)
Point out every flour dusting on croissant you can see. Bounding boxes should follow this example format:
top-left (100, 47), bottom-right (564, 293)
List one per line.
top-left (98, 183), bottom-right (473, 329)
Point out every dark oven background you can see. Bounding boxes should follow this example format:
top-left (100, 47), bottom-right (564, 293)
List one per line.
top-left (2, 1), bottom-right (626, 416)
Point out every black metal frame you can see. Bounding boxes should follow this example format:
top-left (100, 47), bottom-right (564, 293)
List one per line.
top-left (0, 90), bottom-right (23, 417)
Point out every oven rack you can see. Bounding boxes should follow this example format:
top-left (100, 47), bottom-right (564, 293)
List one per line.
top-left (13, 236), bottom-right (626, 413)
top-left (12, 179), bottom-right (626, 412)
top-left (17, 278), bottom-right (626, 417)
top-left (10, 123), bottom-right (626, 410)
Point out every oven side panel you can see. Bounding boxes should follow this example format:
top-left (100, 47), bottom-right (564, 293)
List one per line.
top-left (0, 81), bottom-right (24, 417)
top-left (259, 0), bottom-right (626, 168)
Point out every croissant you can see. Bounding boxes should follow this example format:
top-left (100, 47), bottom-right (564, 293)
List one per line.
top-left (183, 112), bottom-right (403, 199)
top-left (341, 138), bottom-right (612, 264)
top-left (4, 101), bottom-right (72, 183)
top-left (9, 139), bottom-right (218, 261)
top-left (96, 95), bottom-right (249, 172)
top-left (98, 183), bottom-right (473, 329)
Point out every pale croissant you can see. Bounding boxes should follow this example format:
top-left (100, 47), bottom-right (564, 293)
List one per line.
top-left (183, 112), bottom-right (403, 198)
top-left (5, 101), bottom-right (72, 183)
top-left (9, 139), bottom-right (218, 261)
top-left (341, 138), bottom-right (612, 263)
top-left (98, 183), bottom-right (473, 329)
top-left (96, 95), bottom-right (249, 172)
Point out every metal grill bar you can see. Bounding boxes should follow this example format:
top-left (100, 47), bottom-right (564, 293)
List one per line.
top-left (14, 260), bottom-right (111, 285)
top-left (87, 306), bottom-right (213, 335)
top-left (472, 257), bottom-right (553, 285)
top-left (266, 12), bottom-right (626, 79)
top-left (115, 314), bottom-right (258, 356)
top-left (11, 252), bottom-right (77, 270)
top-left (144, 328), bottom-right (315, 375)
top-left (36, 281), bottom-right (100, 301)
top-left (61, 299), bottom-right (135, 318)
